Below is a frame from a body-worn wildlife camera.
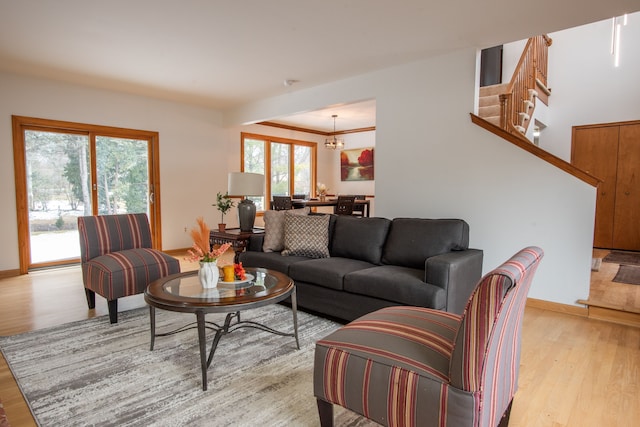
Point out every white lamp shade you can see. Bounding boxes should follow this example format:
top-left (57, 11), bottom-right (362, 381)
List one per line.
top-left (228, 172), bottom-right (264, 196)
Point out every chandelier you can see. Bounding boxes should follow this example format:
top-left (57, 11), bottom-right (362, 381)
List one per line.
top-left (324, 114), bottom-right (344, 150)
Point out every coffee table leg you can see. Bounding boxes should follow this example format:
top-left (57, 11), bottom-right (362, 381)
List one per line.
top-left (149, 306), bottom-right (156, 351)
top-left (196, 310), bottom-right (208, 391)
top-left (291, 287), bottom-right (300, 349)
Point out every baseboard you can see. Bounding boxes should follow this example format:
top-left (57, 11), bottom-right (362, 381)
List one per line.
top-left (0, 269), bottom-right (21, 280)
top-left (164, 248), bottom-right (190, 256)
top-left (526, 298), bottom-right (588, 317)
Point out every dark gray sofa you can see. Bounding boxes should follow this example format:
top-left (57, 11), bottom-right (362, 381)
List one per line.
top-left (239, 215), bottom-right (483, 322)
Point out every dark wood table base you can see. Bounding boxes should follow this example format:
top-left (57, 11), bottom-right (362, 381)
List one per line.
top-left (148, 287), bottom-right (299, 391)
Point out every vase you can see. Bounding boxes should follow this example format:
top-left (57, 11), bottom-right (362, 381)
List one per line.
top-left (319, 195), bottom-right (326, 202)
top-left (199, 261), bottom-right (219, 288)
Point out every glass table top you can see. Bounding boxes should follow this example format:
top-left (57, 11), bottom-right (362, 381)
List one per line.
top-left (159, 268), bottom-right (287, 302)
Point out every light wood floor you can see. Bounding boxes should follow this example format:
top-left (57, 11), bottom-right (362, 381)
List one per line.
top-left (584, 249), bottom-right (640, 314)
top-left (1, 252), bottom-right (639, 426)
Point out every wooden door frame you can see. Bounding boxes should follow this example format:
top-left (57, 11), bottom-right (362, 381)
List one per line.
top-left (12, 115), bottom-right (163, 274)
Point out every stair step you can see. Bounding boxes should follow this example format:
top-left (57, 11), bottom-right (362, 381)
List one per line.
top-left (523, 99), bottom-right (535, 110)
top-left (479, 94), bottom-right (500, 107)
top-left (485, 116), bottom-right (501, 126)
top-left (479, 104), bottom-right (501, 118)
top-left (528, 89), bottom-right (538, 100)
top-left (515, 125), bottom-right (526, 134)
top-left (519, 112), bottom-right (530, 124)
top-left (480, 83), bottom-right (509, 97)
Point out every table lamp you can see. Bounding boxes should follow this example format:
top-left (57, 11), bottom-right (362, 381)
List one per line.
top-left (228, 172), bottom-right (265, 231)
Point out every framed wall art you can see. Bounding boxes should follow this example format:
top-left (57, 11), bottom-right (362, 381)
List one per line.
top-left (340, 147), bottom-right (374, 181)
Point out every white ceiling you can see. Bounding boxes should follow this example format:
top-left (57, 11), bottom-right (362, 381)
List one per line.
top-left (0, 0), bottom-right (637, 131)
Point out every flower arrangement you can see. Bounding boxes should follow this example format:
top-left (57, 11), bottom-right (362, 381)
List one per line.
top-left (316, 182), bottom-right (328, 197)
top-left (186, 217), bottom-right (231, 263)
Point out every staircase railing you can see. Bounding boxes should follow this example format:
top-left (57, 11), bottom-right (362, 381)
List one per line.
top-left (499, 35), bottom-right (552, 136)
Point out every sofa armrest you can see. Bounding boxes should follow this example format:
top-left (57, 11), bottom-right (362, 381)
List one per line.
top-left (246, 234), bottom-right (265, 252)
top-left (425, 249), bottom-right (483, 315)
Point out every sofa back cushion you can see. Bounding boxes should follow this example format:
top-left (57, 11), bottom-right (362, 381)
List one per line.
top-left (262, 207), bottom-right (309, 252)
top-left (282, 213), bottom-right (331, 258)
top-left (382, 218), bottom-right (470, 269)
top-left (330, 216), bottom-right (391, 264)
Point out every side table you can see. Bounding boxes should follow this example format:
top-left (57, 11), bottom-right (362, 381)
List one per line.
top-left (209, 227), bottom-right (264, 263)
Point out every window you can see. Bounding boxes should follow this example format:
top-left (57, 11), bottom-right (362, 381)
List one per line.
top-left (241, 133), bottom-right (316, 210)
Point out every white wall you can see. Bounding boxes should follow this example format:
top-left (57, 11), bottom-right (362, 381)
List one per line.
top-left (227, 48), bottom-right (597, 307)
top-left (0, 71), bottom-right (228, 270)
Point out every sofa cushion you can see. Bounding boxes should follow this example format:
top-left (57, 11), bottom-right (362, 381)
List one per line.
top-left (83, 248), bottom-right (180, 300)
top-left (382, 218), bottom-right (470, 269)
top-left (330, 216), bottom-right (391, 264)
top-left (238, 250), bottom-right (310, 276)
top-left (289, 257), bottom-right (377, 291)
top-left (282, 213), bottom-right (330, 258)
top-left (344, 265), bottom-right (446, 309)
top-left (262, 207), bottom-right (309, 252)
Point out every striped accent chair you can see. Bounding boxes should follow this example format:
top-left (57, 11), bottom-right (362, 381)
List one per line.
top-left (314, 246), bottom-right (543, 427)
top-left (78, 214), bottom-right (181, 324)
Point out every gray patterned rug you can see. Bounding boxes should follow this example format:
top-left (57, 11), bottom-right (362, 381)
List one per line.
top-left (0, 305), bottom-right (374, 426)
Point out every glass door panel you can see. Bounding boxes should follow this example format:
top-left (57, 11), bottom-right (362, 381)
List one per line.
top-left (24, 130), bottom-right (91, 264)
top-left (95, 136), bottom-right (150, 215)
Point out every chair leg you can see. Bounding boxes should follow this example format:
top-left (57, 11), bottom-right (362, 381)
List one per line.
top-left (317, 398), bottom-right (334, 427)
top-left (107, 300), bottom-right (118, 324)
top-left (85, 288), bottom-right (96, 309)
top-left (498, 400), bottom-right (513, 427)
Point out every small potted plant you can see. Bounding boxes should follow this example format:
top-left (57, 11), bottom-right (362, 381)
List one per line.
top-left (214, 192), bottom-right (234, 232)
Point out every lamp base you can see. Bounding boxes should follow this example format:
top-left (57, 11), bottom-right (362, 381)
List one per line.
top-left (237, 199), bottom-right (256, 232)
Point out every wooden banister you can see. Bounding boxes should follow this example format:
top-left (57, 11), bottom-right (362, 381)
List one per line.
top-left (470, 113), bottom-right (599, 187)
top-left (501, 35), bottom-right (552, 136)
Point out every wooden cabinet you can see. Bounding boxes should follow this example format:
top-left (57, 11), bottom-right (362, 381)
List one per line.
top-left (572, 121), bottom-right (640, 250)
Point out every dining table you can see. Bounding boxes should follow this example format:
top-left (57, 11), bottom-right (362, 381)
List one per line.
top-left (291, 198), bottom-right (370, 217)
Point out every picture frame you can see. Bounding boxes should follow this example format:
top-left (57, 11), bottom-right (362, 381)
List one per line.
top-left (340, 147), bottom-right (374, 181)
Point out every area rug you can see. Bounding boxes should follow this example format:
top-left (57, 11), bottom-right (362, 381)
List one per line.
top-left (613, 265), bottom-right (640, 286)
top-left (0, 305), bottom-right (374, 426)
top-left (602, 251), bottom-right (640, 266)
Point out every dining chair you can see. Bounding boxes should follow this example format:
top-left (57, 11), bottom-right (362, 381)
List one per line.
top-left (314, 246), bottom-right (544, 427)
top-left (334, 195), bottom-right (356, 215)
top-left (272, 195), bottom-right (293, 210)
top-left (351, 195), bottom-right (366, 217)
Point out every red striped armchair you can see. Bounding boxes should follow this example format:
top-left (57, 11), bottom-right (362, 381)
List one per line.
top-left (78, 214), bottom-right (181, 324)
top-left (314, 246), bottom-right (543, 426)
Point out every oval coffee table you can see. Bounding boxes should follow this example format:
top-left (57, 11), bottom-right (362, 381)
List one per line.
top-left (144, 267), bottom-right (299, 391)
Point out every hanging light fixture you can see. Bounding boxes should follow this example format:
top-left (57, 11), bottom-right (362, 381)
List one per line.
top-left (325, 115), bottom-right (344, 150)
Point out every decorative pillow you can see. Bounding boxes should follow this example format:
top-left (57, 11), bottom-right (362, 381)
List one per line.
top-left (262, 207), bottom-right (309, 252)
top-left (282, 213), bottom-right (330, 258)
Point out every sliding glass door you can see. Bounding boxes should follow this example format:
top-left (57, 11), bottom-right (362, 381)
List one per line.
top-left (13, 116), bottom-right (161, 272)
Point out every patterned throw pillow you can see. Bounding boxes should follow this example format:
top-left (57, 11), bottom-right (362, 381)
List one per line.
top-left (262, 207), bottom-right (309, 252)
top-left (282, 213), bottom-right (330, 258)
